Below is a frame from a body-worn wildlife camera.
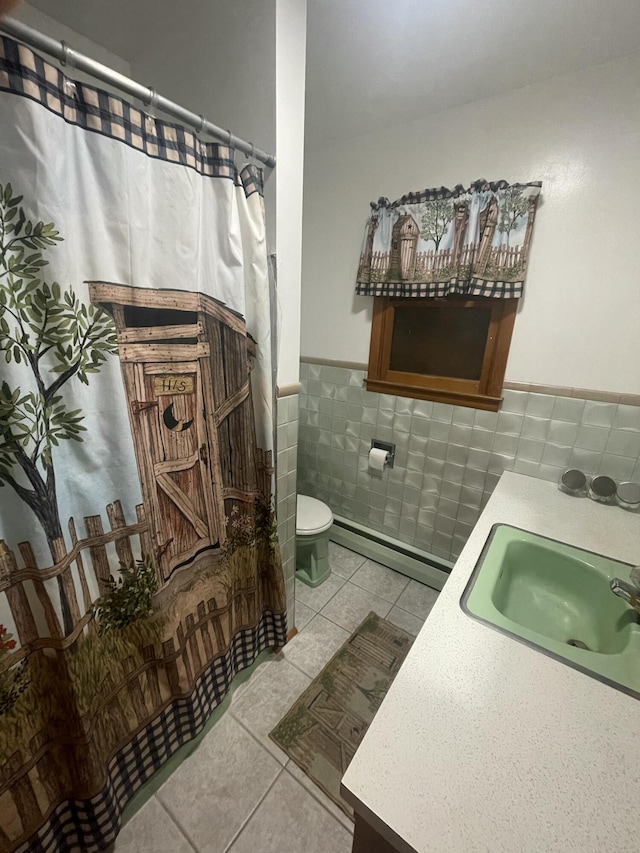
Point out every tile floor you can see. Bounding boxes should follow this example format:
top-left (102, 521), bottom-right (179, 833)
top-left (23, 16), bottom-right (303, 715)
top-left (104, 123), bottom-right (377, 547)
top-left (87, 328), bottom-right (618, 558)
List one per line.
top-left (114, 543), bottom-right (440, 853)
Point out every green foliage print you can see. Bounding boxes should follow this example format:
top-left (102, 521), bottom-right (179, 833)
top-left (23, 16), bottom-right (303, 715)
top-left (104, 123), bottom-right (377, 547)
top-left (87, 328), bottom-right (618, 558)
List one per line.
top-left (359, 612), bottom-right (380, 634)
top-left (319, 647), bottom-right (352, 694)
top-left (255, 498), bottom-right (278, 546)
top-left (497, 186), bottom-right (529, 247)
top-left (419, 197), bottom-right (454, 252)
top-left (271, 703), bottom-right (314, 750)
top-left (0, 624), bottom-right (30, 716)
top-left (226, 499), bottom-right (278, 552)
top-left (93, 556), bottom-right (158, 635)
top-left (0, 180), bottom-right (118, 631)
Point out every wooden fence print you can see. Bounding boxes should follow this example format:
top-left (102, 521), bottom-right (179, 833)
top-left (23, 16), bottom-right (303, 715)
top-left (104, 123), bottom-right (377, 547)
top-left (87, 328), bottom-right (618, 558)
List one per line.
top-left (488, 243), bottom-right (522, 270)
top-left (362, 243), bottom-right (524, 282)
top-left (0, 500), bottom-right (149, 662)
top-left (367, 250), bottom-right (390, 277)
top-left (414, 245), bottom-right (477, 274)
top-left (0, 578), bottom-right (274, 831)
top-left (0, 436), bottom-right (275, 672)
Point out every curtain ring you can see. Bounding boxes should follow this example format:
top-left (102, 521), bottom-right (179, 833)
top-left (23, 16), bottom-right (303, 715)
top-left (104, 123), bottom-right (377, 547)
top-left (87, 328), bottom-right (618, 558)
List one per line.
top-left (145, 87), bottom-right (158, 114)
top-left (226, 129), bottom-right (233, 147)
top-left (60, 41), bottom-right (76, 71)
top-left (198, 114), bottom-right (206, 136)
top-left (60, 41), bottom-right (78, 97)
top-left (249, 143), bottom-right (256, 161)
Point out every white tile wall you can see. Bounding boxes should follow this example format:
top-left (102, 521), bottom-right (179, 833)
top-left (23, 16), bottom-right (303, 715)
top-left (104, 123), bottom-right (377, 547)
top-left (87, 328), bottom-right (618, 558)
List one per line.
top-left (297, 363), bottom-right (640, 562)
top-left (276, 395), bottom-right (299, 621)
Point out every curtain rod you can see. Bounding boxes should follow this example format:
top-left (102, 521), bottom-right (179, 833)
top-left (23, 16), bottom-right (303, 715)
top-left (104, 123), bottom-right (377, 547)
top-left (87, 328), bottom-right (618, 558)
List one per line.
top-left (0, 16), bottom-right (277, 169)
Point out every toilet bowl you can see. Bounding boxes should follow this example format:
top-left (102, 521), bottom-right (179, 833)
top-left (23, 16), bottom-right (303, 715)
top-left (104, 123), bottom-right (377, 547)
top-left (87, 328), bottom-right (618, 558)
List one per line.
top-left (295, 495), bottom-right (333, 587)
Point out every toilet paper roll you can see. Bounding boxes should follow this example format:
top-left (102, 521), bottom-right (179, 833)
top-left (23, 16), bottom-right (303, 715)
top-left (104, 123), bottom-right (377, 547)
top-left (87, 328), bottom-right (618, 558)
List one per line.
top-left (368, 447), bottom-right (389, 471)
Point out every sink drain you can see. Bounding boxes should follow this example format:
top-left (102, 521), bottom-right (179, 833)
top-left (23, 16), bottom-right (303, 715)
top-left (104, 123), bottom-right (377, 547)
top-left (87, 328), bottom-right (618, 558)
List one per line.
top-left (567, 639), bottom-right (591, 651)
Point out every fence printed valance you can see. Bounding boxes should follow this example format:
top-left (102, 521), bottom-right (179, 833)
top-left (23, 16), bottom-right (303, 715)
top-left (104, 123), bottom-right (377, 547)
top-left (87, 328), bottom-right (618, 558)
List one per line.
top-left (356, 179), bottom-right (542, 299)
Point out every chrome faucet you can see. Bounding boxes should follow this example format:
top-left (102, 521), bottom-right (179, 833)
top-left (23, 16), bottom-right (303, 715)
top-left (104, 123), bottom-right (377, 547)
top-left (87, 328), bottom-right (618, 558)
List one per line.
top-left (610, 567), bottom-right (640, 611)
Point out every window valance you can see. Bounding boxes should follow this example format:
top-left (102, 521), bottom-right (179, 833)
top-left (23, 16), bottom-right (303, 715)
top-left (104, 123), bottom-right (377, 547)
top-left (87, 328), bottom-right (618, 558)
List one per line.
top-left (356, 179), bottom-right (541, 299)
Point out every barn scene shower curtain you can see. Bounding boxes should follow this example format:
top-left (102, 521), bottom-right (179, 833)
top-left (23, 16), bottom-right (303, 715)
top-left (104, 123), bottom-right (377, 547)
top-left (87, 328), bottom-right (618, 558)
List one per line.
top-left (0, 36), bottom-right (286, 852)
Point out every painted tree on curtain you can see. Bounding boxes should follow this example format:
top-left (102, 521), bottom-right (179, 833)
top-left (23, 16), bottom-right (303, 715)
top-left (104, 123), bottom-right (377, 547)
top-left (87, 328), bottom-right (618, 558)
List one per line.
top-left (0, 34), bottom-right (286, 853)
top-left (419, 197), bottom-right (454, 251)
top-left (497, 185), bottom-right (529, 246)
top-left (0, 182), bottom-right (118, 632)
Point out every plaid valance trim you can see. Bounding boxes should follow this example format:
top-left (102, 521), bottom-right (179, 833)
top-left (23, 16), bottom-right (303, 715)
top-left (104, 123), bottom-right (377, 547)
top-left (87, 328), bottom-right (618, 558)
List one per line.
top-left (0, 36), bottom-right (264, 198)
top-left (355, 277), bottom-right (523, 299)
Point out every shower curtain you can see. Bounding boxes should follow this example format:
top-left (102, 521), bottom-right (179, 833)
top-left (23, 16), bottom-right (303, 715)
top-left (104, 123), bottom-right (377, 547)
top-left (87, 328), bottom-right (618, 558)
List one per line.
top-left (0, 36), bottom-right (286, 852)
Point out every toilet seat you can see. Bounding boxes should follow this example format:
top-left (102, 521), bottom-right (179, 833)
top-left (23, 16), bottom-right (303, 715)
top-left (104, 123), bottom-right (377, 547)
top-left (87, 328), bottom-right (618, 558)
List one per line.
top-left (296, 494), bottom-right (333, 536)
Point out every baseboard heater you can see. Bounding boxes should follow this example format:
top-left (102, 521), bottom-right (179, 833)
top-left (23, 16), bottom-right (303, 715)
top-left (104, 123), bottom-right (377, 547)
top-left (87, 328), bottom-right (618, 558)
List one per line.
top-left (330, 514), bottom-right (453, 592)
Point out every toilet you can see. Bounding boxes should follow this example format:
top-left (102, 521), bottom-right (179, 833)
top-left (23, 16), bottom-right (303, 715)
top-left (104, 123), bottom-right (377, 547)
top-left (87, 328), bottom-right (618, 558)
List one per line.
top-left (295, 495), bottom-right (333, 587)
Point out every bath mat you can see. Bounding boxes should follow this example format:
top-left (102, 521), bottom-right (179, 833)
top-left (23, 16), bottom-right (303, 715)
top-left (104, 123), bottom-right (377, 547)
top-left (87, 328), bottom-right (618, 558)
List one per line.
top-left (269, 612), bottom-right (414, 818)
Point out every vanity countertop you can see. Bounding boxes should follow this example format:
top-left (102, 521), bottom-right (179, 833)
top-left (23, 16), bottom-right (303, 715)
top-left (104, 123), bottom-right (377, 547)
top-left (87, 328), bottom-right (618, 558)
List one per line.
top-left (341, 471), bottom-right (640, 853)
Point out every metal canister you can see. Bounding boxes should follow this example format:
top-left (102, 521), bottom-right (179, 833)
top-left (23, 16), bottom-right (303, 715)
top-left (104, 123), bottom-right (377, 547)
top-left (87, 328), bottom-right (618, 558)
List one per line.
top-left (588, 474), bottom-right (617, 503)
top-left (616, 481), bottom-right (640, 511)
top-left (559, 468), bottom-right (587, 496)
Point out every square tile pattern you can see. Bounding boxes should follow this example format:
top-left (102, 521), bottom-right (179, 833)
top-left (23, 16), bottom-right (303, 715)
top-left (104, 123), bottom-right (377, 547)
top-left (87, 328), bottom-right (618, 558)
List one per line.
top-left (298, 362), bottom-right (640, 561)
top-left (277, 395), bottom-right (299, 622)
top-left (115, 547), bottom-right (438, 853)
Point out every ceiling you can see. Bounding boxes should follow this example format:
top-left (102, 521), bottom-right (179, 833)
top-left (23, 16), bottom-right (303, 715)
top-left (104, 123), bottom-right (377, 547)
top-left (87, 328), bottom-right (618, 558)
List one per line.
top-left (27, 0), bottom-right (640, 145)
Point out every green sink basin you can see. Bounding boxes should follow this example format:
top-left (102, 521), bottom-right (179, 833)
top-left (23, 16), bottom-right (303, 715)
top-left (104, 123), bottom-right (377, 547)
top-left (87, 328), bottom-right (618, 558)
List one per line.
top-left (461, 525), bottom-right (640, 698)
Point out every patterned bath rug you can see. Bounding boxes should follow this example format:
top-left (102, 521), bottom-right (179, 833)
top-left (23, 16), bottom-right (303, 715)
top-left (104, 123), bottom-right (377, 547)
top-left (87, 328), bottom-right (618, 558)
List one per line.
top-left (269, 611), bottom-right (414, 818)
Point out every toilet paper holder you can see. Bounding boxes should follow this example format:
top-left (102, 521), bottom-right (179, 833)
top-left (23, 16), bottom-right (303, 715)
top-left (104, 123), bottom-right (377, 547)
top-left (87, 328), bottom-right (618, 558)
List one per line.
top-left (371, 439), bottom-right (395, 468)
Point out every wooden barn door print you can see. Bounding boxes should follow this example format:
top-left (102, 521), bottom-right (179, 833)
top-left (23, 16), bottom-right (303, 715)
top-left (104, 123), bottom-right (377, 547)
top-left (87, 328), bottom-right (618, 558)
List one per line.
top-left (390, 214), bottom-right (419, 281)
top-left (88, 283), bottom-right (230, 583)
top-left (134, 359), bottom-right (219, 581)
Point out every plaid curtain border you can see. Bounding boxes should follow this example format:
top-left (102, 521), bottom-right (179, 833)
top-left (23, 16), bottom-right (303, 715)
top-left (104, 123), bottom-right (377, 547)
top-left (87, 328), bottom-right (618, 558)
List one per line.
top-left (0, 36), bottom-right (264, 198)
top-left (355, 278), bottom-right (523, 299)
top-left (15, 610), bottom-right (287, 853)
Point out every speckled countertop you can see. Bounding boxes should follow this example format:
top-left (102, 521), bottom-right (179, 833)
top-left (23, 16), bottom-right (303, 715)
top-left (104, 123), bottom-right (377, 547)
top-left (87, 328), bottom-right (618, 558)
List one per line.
top-left (341, 471), bottom-right (640, 853)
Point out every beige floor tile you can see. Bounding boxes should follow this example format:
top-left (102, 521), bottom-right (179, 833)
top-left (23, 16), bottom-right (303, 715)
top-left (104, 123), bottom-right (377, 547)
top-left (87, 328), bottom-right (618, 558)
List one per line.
top-left (229, 651), bottom-right (277, 703)
top-left (328, 542), bottom-right (367, 578)
top-left (386, 605), bottom-right (424, 637)
top-left (293, 600), bottom-right (315, 631)
top-left (231, 656), bottom-right (311, 764)
top-left (228, 770), bottom-right (353, 853)
top-left (320, 582), bottom-right (392, 633)
top-left (279, 614), bottom-right (350, 678)
top-left (395, 579), bottom-right (440, 619)
top-left (156, 714), bottom-right (280, 853)
top-left (114, 796), bottom-right (194, 853)
top-left (294, 573), bottom-right (346, 612)
top-left (350, 559), bottom-right (410, 603)
top-left (285, 762), bottom-right (354, 832)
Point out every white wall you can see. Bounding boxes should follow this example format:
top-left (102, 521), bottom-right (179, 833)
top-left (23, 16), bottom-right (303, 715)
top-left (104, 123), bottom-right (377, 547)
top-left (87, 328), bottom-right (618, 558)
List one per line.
top-left (123, 1), bottom-right (277, 247)
top-left (130, 2), bottom-right (276, 160)
top-left (275, 0), bottom-right (306, 387)
top-left (14, 4), bottom-right (131, 76)
top-left (301, 51), bottom-right (640, 394)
